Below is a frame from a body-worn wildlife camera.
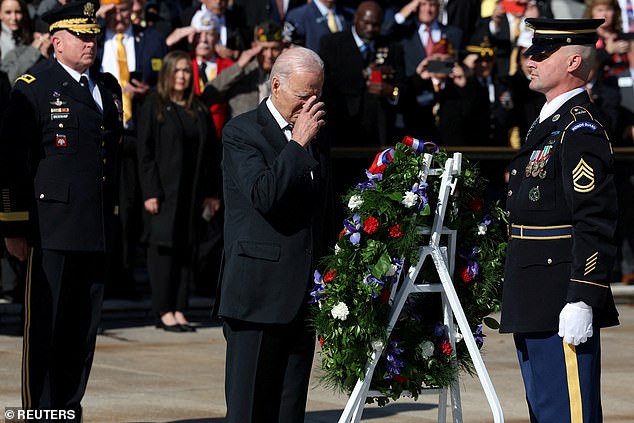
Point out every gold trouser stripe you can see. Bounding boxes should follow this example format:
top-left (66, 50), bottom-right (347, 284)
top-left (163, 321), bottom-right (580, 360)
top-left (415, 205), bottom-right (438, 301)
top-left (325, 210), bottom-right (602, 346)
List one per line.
top-left (563, 341), bottom-right (583, 423)
top-left (21, 248), bottom-right (33, 408)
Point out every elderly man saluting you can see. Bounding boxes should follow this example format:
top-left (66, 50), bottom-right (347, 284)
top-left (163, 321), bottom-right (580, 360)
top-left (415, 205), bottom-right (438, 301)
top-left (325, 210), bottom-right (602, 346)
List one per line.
top-left (501, 18), bottom-right (620, 423)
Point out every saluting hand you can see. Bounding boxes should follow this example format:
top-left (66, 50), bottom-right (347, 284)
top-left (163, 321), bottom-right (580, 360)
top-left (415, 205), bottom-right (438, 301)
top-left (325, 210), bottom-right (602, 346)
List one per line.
top-left (290, 96), bottom-right (326, 148)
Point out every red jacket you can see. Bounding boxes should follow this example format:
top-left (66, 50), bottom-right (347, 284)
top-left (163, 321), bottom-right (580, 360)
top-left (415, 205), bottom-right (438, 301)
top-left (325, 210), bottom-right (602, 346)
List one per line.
top-left (192, 56), bottom-right (234, 138)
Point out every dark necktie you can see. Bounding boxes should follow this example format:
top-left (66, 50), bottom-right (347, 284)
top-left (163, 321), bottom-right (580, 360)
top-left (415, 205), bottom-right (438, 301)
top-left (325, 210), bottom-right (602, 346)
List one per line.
top-left (199, 62), bottom-right (208, 84)
top-left (79, 75), bottom-right (92, 99)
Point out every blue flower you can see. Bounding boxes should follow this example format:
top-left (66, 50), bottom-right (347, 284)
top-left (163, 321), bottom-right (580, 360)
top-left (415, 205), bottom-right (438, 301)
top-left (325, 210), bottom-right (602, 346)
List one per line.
top-left (309, 269), bottom-right (326, 304)
top-left (474, 325), bottom-right (485, 346)
top-left (343, 214), bottom-right (361, 245)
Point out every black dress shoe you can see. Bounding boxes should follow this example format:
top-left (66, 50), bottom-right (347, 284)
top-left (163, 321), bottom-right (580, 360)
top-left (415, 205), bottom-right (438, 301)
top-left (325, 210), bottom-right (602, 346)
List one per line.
top-left (157, 321), bottom-right (184, 332)
top-left (179, 324), bottom-right (197, 332)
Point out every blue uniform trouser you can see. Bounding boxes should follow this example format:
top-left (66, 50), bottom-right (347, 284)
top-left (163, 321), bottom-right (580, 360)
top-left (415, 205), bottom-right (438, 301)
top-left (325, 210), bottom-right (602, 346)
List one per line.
top-left (514, 331), bottom-right (602, 423)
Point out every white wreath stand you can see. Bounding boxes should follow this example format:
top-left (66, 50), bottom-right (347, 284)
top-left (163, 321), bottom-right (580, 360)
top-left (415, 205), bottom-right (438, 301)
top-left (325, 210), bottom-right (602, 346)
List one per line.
top-left (338, 153), bottom-right (504, 423)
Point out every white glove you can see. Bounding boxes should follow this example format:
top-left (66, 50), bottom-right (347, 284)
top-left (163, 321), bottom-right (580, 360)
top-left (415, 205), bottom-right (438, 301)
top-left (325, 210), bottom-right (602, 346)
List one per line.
top-left (558, 301), bottom-right (593, 346)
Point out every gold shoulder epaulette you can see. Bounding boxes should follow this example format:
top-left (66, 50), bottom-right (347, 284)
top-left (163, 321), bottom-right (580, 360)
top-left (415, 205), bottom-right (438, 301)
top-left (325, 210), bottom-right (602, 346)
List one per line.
top-left (15, 74), bottom-right (36, 85)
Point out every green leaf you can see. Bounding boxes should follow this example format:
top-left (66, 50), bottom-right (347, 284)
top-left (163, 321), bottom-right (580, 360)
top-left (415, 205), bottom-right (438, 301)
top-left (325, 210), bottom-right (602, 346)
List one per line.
top-left (483, 316), bottom-right (500, 330)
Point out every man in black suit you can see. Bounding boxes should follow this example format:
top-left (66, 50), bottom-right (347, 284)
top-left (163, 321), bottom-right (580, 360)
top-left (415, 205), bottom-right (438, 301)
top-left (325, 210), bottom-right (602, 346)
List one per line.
top-left (95, 0), bottom-right (168, 299)
top-left (285, 0), bottom-right (354, 52)
top-left (319, 1), bottom-right (404, 202)
top-left (0, 1), bottom-right (123, 419)
top-left (217, 46), bottom-right (332, 423)
top-left (232, 0), bottom-right (306, 29)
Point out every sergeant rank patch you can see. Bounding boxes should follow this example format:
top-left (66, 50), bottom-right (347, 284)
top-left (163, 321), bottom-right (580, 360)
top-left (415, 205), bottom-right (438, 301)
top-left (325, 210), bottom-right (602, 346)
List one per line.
top-left (572, 158), bottom-right (595, 193)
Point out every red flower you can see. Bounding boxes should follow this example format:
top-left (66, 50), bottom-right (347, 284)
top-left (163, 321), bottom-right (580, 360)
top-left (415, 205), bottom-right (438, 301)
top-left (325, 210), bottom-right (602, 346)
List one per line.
top-left (324, 269), bottom-right (336, 283)
top-left (469, 197), bottom-right (483, 213)
top-left (458, 265), bottom-right (474, 284)
top-left (338, 227), bottom-right (346, 239)
top-left (363, 216), bottom-right (379, 234)
top-left (319, 337), bottom-right (325, 348)
top-left (389, 224), bottom-right (403, 238)
top-left (392, 374), bottom-right (408, 383)
top-left (441, 339), bottom-right (453, 356)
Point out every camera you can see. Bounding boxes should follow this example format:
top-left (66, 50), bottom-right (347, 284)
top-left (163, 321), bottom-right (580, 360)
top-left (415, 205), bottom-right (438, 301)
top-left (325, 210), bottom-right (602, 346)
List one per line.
top-left (427, 60), bottom-right (454, 74)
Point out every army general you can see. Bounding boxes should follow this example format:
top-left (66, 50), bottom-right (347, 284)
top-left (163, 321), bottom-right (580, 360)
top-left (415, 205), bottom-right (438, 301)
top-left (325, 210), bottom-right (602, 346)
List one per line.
top-left (0, 1), bottom-right (123, 420)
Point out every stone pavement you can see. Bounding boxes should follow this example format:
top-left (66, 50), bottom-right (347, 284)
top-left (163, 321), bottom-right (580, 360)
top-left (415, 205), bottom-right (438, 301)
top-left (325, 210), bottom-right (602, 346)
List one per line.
top-left (1, 297), bottom-right (633, 422)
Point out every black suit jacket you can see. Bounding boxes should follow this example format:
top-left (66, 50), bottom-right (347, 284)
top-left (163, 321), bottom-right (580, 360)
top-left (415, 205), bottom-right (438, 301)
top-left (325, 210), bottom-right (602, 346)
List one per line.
top-left (136, 93), bottom-right (221, 247)
top-left (501, 91), bottom-right (620, 333)
top-left (232, 0), bottom-right (306, 28)
top-left (319, 30), bottom-right (405, 147)
top-left (0, 58), bottom-right (123, 251)
top-left (217, 100), bottom-right (332, 324)
top-left (285, 2), bottom-right (354, 52)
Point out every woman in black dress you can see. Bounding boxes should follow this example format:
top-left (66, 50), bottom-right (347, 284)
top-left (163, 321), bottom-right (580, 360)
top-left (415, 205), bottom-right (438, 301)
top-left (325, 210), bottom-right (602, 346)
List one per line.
top-left (137, 50), bottom-right (222, 332)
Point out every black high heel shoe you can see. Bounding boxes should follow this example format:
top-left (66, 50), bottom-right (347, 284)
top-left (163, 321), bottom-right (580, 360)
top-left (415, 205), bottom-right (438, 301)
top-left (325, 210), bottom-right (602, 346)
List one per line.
top-left (157, 321), bottom-right (185, 332)
top-left (179, 324), bottom-right (196, 332)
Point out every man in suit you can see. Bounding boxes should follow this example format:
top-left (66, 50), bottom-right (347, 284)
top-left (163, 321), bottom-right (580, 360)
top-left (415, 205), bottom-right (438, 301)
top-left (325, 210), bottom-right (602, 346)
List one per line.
top-left (95, 0), bottom-right (168, 299)
top-left (0, 1), bottom-right (123, 419)
top-left (285, 0), bottom-right (354, 52)
top-left (217, 46), bottom-right (332, 423)
top-left (501, 18), bottom-right (620, 422)
top-left (319, 1), bottom-right (404, 203)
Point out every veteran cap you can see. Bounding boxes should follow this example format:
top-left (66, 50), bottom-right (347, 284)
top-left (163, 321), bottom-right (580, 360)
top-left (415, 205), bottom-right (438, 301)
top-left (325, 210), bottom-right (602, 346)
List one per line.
top-left (42, 0), bottom-right (101, 36)
top-left (524, 18), bottom-right (604, 56)
top-left (464, 36), bottom-right (496, 59)
top-left (254, 20), bottom-right (283, 42)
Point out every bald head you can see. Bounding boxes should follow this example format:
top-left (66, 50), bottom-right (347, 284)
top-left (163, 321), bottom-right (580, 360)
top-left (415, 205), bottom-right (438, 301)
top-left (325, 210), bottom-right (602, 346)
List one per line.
top-left (354, 1), bottom-right (383, 43)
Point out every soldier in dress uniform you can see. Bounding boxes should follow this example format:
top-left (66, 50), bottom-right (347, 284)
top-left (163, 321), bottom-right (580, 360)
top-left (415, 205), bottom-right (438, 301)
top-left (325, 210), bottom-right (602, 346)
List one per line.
top-left (500, 18), bottom-right (620, 423)
top-left (0, 1), bottom-right (123, 420)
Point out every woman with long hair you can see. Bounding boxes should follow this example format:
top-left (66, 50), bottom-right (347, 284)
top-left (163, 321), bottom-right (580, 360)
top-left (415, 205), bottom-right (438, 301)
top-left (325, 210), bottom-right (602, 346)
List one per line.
top-left (137, 50), bottom-right (222, 332)
top-left (0, 0), bottom-right (32, 59)
top-left (584, 0), bottom-right (629, 76)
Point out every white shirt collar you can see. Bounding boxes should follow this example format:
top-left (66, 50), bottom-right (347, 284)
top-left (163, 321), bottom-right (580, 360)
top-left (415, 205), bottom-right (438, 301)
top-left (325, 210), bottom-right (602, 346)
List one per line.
top-left (351, 27), bottom-right (370, 49)
top-left (313, 0), bottom-right (334, 16)
top-left (539, 87), bottom-right (585, 123)
top-left (57, 59), bottom-right (90, 83)
top-left (266, 97), bottom-right (291, 134)
top-left (106, 25), bottom-right (134, 41)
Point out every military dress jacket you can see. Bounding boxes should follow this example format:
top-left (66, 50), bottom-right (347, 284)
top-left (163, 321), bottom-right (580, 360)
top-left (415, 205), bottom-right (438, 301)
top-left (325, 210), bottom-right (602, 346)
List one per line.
top-left (0, 58), bottom-right (123, 252)
top-left (500, 90), bottom-right (620, 333)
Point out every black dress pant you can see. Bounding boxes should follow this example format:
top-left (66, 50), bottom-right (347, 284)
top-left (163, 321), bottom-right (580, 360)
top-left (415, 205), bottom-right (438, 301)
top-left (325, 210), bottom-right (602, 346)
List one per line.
top-left (146, 245), bottom-right (189, 318)
top-left (22, 249), bottom-right (106, 421)
top-left (222, 304), bottom-right (315, 423)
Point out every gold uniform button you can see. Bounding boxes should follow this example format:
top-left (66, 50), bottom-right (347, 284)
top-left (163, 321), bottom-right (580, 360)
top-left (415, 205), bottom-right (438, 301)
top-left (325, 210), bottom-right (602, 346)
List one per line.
top-left (39, 193), bottom-right (45, 199)
top-left (103, 158), bottom-right (107, 164)
top-left (547, 258), bottom-right (553, 265)
top-left (101, 142), bottom-right (105, 147)
top-left (511, 169), bottom-right (517, 176)
top-left (507, 190), bottom-right (513, 197)
top-left (102, 176), bottom-right (107, 182)
top-left (58, 123), bottom-right (64, 128)
top-left (100, 125), bottom-right (105, 130)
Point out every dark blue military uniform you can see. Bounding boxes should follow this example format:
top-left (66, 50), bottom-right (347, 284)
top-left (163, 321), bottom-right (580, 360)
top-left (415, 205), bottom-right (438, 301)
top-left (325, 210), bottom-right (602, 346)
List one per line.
top-left (0, 5), bottom-right (123, 414)
top-left (501, 89), bottom-right (619, 422)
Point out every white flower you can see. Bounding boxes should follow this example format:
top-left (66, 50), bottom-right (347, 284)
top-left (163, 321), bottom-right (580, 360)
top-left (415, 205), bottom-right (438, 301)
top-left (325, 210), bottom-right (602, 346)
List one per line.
top-left (477, 223), bottom-right (488, 236)
top-left (408, 265), bottom-right (417, 279)
top-left (454, 329), bottom-right (464, 343)
top-left (420, 340), bottom-right (435, 358)
top-left (348, 195), bottom-right (363, 210)
top-left (371, 340), bottom-right (384, 351)
top-left (334, 244), bottom-right (341, 255)
top-left (331, 302), bottom-right (350, 321)
top-left (385, 263), bottom-right (398, 277)
top-left (402, 191), bottom-right (418, 208)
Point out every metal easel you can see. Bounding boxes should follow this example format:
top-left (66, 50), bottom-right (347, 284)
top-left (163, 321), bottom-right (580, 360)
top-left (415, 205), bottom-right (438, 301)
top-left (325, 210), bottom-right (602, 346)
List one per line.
top-left (338, 153), bottom-right (504, 423)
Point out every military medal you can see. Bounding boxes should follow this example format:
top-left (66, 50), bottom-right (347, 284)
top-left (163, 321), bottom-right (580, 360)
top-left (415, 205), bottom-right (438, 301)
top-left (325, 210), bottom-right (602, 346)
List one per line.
top-left (529, 185), bottom-right (541, 201)
top-left (539, 170), bottom-right (547, 179)
top-left (552, 114), bottom-right (560, 122)
top-left (55, 134), bottom-right (67, 148)
top-left (50, 98), bottom-right (67, 106)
